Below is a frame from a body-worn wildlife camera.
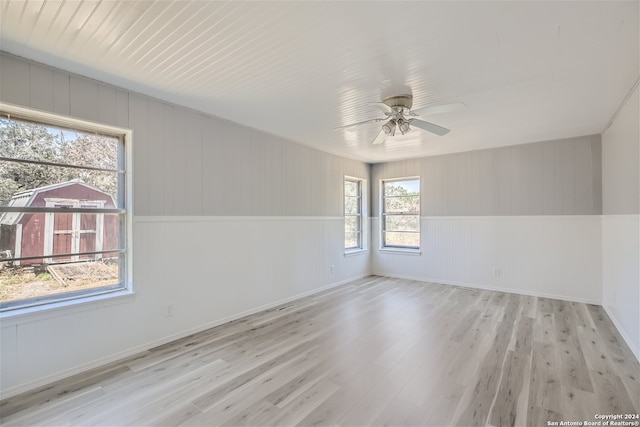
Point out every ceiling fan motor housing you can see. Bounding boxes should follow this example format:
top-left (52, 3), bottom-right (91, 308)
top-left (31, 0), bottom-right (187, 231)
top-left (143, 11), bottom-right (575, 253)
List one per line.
top-left (383, 94), bottom-right (413, 110)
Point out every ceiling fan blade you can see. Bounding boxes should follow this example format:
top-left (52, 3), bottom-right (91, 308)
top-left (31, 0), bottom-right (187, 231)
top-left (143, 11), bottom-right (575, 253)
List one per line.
top-left (370, 102), bottom-right (393, 114)
top-left (410, 119), bottom-right (450, 136)
top-left (409, 102), bottom-right (466, 117)
top-left (334, 117), bottom-right (386, 130)
top-left (371, 128), bottom-right (387, 145)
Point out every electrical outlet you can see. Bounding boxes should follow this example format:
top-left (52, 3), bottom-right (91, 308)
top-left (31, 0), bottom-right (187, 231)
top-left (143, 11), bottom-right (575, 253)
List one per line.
top-left (493, 268), bottom-right (501, 277)
top-left (166, 304), bottom-right (174, 317)
top-left (330, 265), bottom-right (335, 274)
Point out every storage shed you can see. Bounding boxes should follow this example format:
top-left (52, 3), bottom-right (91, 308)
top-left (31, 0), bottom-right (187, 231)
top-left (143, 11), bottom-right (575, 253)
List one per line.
top-left (0, 180), bottom-right (118, 265)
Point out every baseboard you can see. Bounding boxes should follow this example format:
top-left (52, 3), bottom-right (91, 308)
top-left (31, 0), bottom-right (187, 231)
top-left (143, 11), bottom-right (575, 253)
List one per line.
top-left (0, 274), bottom-right (366, 400)
top-left (374, 272), bottom-right (602, 305)
top-left (602, 304), bottom-right (640, 363)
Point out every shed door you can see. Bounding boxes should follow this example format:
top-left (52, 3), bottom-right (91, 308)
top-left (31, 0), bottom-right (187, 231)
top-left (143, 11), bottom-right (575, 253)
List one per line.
top-left (78, 208), bottom-right (98, 259)
top-left (52, 209), bottom-right (74, 261)
top-left (45, 199), bottom-right (105, 263)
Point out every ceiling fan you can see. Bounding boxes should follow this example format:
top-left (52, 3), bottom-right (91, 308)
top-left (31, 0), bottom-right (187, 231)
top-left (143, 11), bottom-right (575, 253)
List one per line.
top-left (336, 95), bottom-right (465, 145)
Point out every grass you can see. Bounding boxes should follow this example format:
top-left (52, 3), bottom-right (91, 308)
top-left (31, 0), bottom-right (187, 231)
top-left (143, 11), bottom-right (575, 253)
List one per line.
top-left (35, 272), bottom-right (53, 281)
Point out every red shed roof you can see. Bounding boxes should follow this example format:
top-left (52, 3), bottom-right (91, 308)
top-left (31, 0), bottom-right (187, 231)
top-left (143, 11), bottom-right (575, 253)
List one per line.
top-left (0, 179), bottom-right (115, 225)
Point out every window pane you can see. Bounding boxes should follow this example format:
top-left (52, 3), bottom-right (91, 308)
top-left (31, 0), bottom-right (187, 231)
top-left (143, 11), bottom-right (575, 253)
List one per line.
top-left (345, 232), bottom-right (359, 249)
top-left (0, 112), bottom-right (126, 311)
top-left (384, 180), bottom-right (419, 197)
top-left (384, 215), bottom-right (419, 232)
top-left (344, 180), bottom-right (358, 197)
top-left (0, 118), bottom-right (119, 170)
top-left (384, 196), bottom-right (420, 213)
top-left (384, 232), bottom-right (420, 248)
top-left (345, 196), bottom-right (359, 215)
top-left (382, 178), bottom-right (420, 249)
top-left (345, 215), bottom-right (359, 233)
top-left (344, 178), bottom-right (363, 250)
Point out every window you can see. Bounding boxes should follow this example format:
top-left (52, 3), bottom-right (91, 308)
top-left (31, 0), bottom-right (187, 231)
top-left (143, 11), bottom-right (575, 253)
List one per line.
top-left (344, 177), bottom-right (363, 250)
top-left (0, 105), bottom-right (131, 311)
top-left (381, 178), bottom-right (420, 249)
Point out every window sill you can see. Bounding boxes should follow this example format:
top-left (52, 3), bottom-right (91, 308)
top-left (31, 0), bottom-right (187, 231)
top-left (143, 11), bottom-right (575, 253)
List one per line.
top-left (379, 248), bottom-right (422, 256)
top-left (0, 289), bottom-right (135, 326)
top-left (344, 249), bottom-right (368, 257)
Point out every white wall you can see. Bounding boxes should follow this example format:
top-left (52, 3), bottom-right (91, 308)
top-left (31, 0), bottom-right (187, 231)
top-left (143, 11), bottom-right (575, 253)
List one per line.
top-left (372, 216), bottom-right (602, 303)
top-left (602, 83), bottom-right (640, 360)
top-left (0, 52), bottom-right (369, 397)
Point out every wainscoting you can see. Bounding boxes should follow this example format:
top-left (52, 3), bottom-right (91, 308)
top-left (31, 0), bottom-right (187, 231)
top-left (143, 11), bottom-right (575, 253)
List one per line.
top-left (372, 216), bottom-right (602, 304)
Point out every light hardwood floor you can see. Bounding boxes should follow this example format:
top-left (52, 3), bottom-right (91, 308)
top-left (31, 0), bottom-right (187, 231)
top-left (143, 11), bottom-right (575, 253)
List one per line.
top-left (1, 276), bottom-right (638, 426)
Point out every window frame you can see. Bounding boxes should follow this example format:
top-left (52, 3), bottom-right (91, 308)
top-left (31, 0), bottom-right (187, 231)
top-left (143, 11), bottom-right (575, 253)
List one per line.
top-left (344, 175), bottom-right (367, 254)
top-left (0, 102), bottom-right (133, 314)
top-left (380, 176), bottom-right (421, 251)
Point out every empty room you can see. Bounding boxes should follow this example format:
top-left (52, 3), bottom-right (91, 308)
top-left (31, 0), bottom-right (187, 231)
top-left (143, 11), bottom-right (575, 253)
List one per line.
top-left (0, 1), bottom-right (638, 426)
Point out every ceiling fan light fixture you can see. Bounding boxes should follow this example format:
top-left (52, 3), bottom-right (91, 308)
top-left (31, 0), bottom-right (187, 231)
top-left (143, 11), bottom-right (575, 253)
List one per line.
top-left (382, 119), bottom-right (396, 136)
top-left (398, 119), bottom-right (410, 135)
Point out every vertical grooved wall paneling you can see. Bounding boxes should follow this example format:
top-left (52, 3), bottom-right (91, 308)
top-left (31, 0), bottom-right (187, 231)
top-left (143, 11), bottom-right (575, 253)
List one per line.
top-left (162, 103), bottom-right (175, 215)
top-left (28, 63), bottom-right (54, 112)
top-left (371, 135), bottom-right (602, 216)
top-left (186, 111), bottom-right (203, 215)
top-left (97, 83), bottom-right (116, 126)
top-left (0, 54), bottom-right (29, 106)
top-left (52, 70), bottom-right (70, 116)
top-left (129, 93), bottom-right (150, 215)
top-left (69, 76), bottom-right (99, 122)
top-left (147, 99), bottom-right (165, 215)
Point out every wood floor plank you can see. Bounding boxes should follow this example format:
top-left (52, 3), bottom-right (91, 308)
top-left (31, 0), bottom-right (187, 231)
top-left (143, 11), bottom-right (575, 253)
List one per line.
top-left (589, 369), bottom-right (638, 414)
top-left (528, 341), bottom-right (564, 415)
top-left (268, 379), bottom-right (340, 426)
top-left (416, 381), bottom-right (465, 427)
top-left (337, 335), bottom-right (435, 426)
top-left (68, 358), bottom-right (230, 426)
top-left (186, 351), bottom-right (323, 424)
top-left (0, 386), bottom-right (104, 426)
top-left (372, 397), bottom-right (423, 427)
top-left (449, 309), bottom-right (481, 343)
top-left (557, 385), bottom-right (599, 423)
top-left (452, 293), bottom-right (521, 426)
top-left (533, 311), bottom-right (556, 344)
top-left (551, 299), bottom-right (594, 392)
top-left (219, 399), bottom-right (280, 427)
top-left (0, 363), bottom-right (131, 419)
top-left (1, 276), bottom-right (638, 427)
top-left (295, 359), bottom-right (391, 426)
top-left (190, 339), bottom-right (319, 412)
top-left (488, 350), bottom-right (531, 427)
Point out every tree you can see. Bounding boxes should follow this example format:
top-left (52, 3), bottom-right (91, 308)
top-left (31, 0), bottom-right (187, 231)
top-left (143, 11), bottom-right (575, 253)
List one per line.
top-left (0, 119), bottom-right (64, 205)
top-left (60, 134), bottom-right (118, 200)
top-left (0, 118), bottom-right (118, 205)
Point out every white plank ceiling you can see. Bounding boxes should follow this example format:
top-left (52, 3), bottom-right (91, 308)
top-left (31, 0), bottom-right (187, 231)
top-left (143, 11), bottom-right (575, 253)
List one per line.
top-left (0, 1), bottom-right (638, 163)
